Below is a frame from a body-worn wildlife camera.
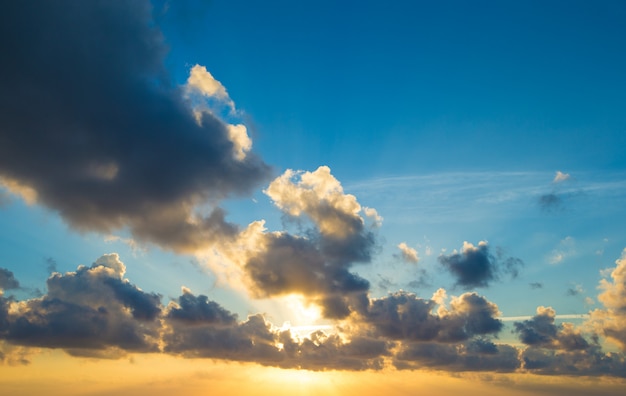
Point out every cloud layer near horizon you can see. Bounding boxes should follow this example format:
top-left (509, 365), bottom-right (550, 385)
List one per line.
top-left (1, 252), bottom-right (625, 376)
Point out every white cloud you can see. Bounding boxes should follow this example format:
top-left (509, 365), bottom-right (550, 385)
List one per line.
top-left (265, 166), bottom-right (367, 239)
top-left (548, 236), bottom-right (576, 265)
top-left (186, 64), bottom-right (234, 110)
top-left (226, 124), bottom-right (252, 161)
top-left (590, 248), bottom-right (626, 351)
top-left (553, 171), bottom-right (571, 183)
top-left (397, 242), bottom-right (419, 264)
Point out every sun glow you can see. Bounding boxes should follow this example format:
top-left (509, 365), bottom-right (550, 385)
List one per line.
top-left (283, 294), bottom-right (322, 326)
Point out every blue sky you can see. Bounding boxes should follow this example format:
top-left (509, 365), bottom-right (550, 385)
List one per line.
top-left (1, 1), bottom-right (626, 394)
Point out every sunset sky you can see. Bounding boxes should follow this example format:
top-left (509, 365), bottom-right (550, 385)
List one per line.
top-left (1, 1), bottom-right (626, 394)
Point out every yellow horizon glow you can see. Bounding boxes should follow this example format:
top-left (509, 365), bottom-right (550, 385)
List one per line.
top-left (2, 350), bottom-right (626, 396)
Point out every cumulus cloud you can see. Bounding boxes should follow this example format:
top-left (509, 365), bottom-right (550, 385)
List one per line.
top-left (438, 241), bottom-right (523, 289)
top-left (0, 1), bottom-right (271, 253)
top-left (396, 242), bottom-right (419, 264)
top-left (0, 254), bottom-right (161, 354)
top-left (511, 305), bottom-right (626, 377)
top-left (1, 253), bottom-right (626, 376)
top-left (514, 306), bottom-right (589, 351)
top-left (590, 248), bottom-right (626, 351)
top-left (208, 166), bottom-right (380, 319)
top-left (355, 290), bottom-right (502, 343)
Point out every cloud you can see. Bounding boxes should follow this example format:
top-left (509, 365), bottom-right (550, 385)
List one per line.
top-left (186, 64), bottom-right (235, 111)
top-left (511, 305), bottom-right (626, 377)
top-left (566, 284), bottom-right (584, 297)
top-left (529, 282), bottom-right (543, 289)
top-left (538, 193), bottom-right (563, 212)
top-left (1, 253), bottom-right (626, 377)
top-left (0, 269), bottom-right (19, 291)
top-left (163, 293), bottom-right (390, 370)
top-left (394, 340), bottom-right (520, 372)
top-left (355, 290), bottom-right (502, 343)
top-left (166, 287), bottom-right (238, 325)
top-left (539, 172), bottom-right (581, 212)
top-left (513, 306), bottom-right (589, 351)
top-left (0, 254), bottom-right (161, 354)
top-left (438, 241), bottom-right (523, 289)
top-left (590, 248), bottom-right (626, 351)
top-left (0, 1), bottom-right (271, 253)
top-left (548, 236), bottom-right (576, 265)
top-left (210, 166), bottom-right (380, 319)
top-left (396, 242), bottom-right (419, 264)
top-left (553, 171), bottom-right (571, 183)
top-left (44, 258), bottom-right (57, 274)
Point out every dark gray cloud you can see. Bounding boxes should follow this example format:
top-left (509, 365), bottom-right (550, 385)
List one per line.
top-left (0, 1), bottom-right (271, 253)
top-left (538, 193), bottom-right (563, 212)
top-left (529, 282), bottom-right (543, 289)
top-left (394, 340), bottom-right (520, 372)
top-left (243, 232), bottom-right (371, 319)
top-left (0, 269), bottom-right (19, 290)
top-left (163, 290), bottom-right (389, 370)
top-left (166, 290), bottom-right (238, 325)
top-left (438, 241), bottom-right (523, 289)
top-left (237, 167), bottom-right (379, 319)
top-left (513, 307), bottom-right (589, 351)
top-left (2, 254), bottom-right (626, 377)
top-left (521, 346), bottom-right (626, 377)
top-left (0, 254), bottom-right (160, 353)
top-left (356, 291), bottom-right (502, 342)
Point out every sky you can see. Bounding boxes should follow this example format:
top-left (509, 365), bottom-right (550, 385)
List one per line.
top-left (1, 0), bottom-right (626, 394)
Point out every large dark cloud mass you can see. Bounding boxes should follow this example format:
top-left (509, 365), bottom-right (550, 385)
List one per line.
top-left (0, 1), bottom-right (270, 252)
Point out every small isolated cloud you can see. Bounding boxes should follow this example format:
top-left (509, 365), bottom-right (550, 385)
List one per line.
top-left (396, 242), bottom-right (419, 264)
top-left (566, 284), bottom-right (584, 297)
top-left (538, 171), bottom-right (580, 213)
top-left (529, 282), bottom-right (543, 289)
top-left (538, 193), bottom-right (563, 212)
top-left (548, 236), bottom-right (576, 265)
top-left (553, 171), bottom-right (571, 183)
top-left (438, 241), bottom-right (523, 289)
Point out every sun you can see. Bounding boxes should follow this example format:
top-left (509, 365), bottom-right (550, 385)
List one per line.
top-left (283, 294), bottom-right (323, 326)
